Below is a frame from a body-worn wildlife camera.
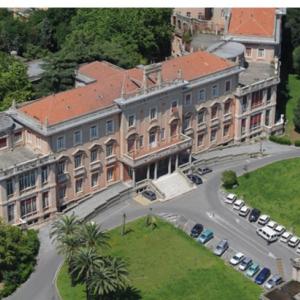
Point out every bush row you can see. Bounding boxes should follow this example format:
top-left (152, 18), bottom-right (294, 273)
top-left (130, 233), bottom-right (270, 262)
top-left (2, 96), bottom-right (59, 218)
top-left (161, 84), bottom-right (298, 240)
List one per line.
top-left (269, 135), bottom-right (292, 145)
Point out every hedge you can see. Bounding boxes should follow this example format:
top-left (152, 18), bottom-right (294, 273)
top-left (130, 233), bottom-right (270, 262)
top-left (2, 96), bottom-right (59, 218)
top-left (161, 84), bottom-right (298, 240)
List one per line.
top-left (269, 135), bottom-right (292, 145)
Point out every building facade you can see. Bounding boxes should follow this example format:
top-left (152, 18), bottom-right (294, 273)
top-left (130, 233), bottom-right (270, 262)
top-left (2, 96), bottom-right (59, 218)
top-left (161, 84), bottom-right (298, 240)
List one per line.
top-left (0, 46), bottom-right (283, 226)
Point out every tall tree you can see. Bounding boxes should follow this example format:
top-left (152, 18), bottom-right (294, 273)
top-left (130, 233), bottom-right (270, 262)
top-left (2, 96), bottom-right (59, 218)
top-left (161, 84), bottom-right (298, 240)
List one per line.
top-left (293, 46), bottom-right (300, 75)
top-left (293, 97), bottom-right (300, 132)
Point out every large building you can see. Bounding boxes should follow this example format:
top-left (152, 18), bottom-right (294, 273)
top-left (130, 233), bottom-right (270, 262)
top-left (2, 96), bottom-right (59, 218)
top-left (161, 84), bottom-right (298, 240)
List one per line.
top-left (0, 10), bottom-right (284, 226)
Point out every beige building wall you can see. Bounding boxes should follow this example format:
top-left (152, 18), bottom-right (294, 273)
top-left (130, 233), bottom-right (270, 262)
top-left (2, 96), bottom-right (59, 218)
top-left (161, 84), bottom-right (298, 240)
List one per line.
top-left (244, 44), bottom-right (275, 63)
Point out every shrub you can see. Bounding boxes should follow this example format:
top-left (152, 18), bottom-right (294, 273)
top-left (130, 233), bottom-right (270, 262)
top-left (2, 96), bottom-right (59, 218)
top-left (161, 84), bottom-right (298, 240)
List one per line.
top-left (295, 140), bottom-right (300, 147)
top-left (221, 170), bottom-right (238, 189)
top-left (269, 135), bottom-right (292, 145)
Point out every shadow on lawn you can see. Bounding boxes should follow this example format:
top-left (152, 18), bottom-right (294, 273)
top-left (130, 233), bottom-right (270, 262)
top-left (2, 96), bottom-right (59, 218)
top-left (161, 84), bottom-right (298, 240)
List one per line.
top-left (101, 286), bottom-right (142, 300)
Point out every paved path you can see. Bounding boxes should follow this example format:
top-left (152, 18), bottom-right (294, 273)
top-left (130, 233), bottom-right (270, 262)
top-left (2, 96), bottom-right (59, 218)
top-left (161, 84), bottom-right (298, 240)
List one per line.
top-left (6, 142), bottom-right (300, 300)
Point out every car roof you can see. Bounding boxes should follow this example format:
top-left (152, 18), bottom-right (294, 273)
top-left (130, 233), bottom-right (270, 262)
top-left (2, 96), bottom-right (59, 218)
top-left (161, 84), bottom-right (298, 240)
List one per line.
top-left (282, 231), bottom-right (292, 237)
top-left (241, 206), bottom-right (249, 211)
top-left (219, 239), bottom-right (228, 245)
top-left (271, 274), bottom-right (281, 280)
top-left (227, 193), bottom-right (236, 199)
top-left (261, 267), bottom-right (270, 273)
top-left (243, 257), bottom-right (251, 262)
top-left (235, 252), bottom-right (244, 257)
top-left (260, 214), bottom-right (269, 219)
top-left (290, 236), bottom-right (299, 241)
top-left (202, 228), bottom-right (212, 234)
top-left (250, 262), bottom-right (259, 268)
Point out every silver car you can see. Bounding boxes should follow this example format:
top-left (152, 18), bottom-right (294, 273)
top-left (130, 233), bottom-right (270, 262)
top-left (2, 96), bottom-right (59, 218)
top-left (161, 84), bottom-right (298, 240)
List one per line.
top-left (213, 239), bottom-right (229, 256)
top-left (239, 257), bottom-right (252, 271)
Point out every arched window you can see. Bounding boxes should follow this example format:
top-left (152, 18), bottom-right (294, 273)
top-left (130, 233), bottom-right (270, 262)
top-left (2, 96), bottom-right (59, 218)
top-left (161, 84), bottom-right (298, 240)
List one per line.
top-left (177, 19), bottom-right (182, 30)
top-left (211, 104), bottom-right (220, 119)
top-left (170, 119), bottom-right (178, 137)
top-left (224, 99), bottom-right (232, 115)
top-left (127, 134), bottom-right (137, 153)
top-left (197, 108), bottom-right (207, 124)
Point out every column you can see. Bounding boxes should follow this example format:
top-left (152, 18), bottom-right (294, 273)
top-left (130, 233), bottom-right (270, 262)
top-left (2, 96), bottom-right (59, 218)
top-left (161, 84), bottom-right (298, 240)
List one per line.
top-left (154, 162), bottom-right (158, 180)
top-left (132, 169), bottom-right (136, 186)
top-left (175, 154), bottom-right (179, 169)
top-left (168, 157), bottom-right (172, 174)
top-left (146, 165), bottom-right (150, 179)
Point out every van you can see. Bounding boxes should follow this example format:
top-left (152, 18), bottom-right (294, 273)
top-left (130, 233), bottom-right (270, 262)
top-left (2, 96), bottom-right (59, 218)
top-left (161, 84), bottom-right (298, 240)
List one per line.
top-left (256, 226), bottom-right (278, 243)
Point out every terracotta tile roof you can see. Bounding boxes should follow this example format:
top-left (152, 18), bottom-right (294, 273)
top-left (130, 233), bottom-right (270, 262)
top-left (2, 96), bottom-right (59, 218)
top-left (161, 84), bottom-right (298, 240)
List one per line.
top-left (19, 51), bottom-right (234, 126)
top-left (228, 8), bottom-right (276, 38)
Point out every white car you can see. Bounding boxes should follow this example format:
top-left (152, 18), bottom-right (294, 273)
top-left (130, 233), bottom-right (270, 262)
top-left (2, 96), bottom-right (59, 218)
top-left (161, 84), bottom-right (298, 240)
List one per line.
top-left (225, 193), bottom-right (237, 204)
top-left (266, 220), bottom-right (278, 229)
top-left (239, 205), bottom-right (250, 217)
top-left (297, 245), bottom-right (300, 254)
top-left (233, 199), bottom-right (244, 210)
top-left (258, 214), bottom-right (270, 225)
top-left (280, 231), bottom-right (292, 243)
top-left (288, 236), bottom-right (300, 248)
top-left (230, 252), bottom-right (244, 265)
top-left (274, 225), bottom-right (286, 236)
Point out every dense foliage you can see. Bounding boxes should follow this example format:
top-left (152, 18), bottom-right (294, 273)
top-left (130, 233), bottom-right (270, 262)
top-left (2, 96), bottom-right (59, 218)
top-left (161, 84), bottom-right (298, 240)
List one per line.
top-left (0, 51), bottom-right (32, 111)
top-left (0, 220), bottom-right (40, 298)
top-left (221, 170), bottom-right (238, 189)
top-left (269, 134), bottom-right (292, 145)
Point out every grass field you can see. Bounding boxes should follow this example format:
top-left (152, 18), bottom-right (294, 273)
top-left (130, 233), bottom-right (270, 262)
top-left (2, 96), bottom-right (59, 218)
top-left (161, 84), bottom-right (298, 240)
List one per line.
top-left (285, 74), bottom-right (300, 141)
top-left (228, 157), bottom-right (300, 235)
top-left (57, 218), bottom-right (262, 300)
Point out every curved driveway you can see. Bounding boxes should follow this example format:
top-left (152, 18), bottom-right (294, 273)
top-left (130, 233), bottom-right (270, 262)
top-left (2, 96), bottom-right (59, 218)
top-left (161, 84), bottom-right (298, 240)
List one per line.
top-left (6, 144), bottom-right (300, 300)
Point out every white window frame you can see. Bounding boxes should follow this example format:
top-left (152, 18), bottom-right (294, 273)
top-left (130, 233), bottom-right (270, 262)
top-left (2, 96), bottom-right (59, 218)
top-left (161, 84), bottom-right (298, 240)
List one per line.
top-left (212, 84), bottom-right (219, 98)
top-left (160, 128), bottom-right (165, 140)
top-left (91, 172), bottom-right (99, 187)
top-left (89, 125), bottom-right (98, 140)
top-left (257, 48), bottom-right (265, 58)
top-left (90, 148), bottom-right (98, 162)
top-left (225, 80), bottom-right (231, 92)
top-left (245, 47), bottom-right (252, 57)
top-left (106, 143), bottom-right (114, 157)
top-left (199, 89), bottom-right (206, 102)
top-left (106, 120), bottom-right (114, 134)
top-left (73, 130), bottom-right (82, 146)
top-left (223, 125), bottom-right (230, 137)
top-left (210, 129), bottom-right (217, 142)
top-left (197, 134), bottom-right (204, 146)
top-left (75, 178), bottom-right (83, 194)
top-left (107, 168), bottom-right (114, 182)
top-left (56, 135), bottom-right (65, 151)
top-left (150, 107), bottom-right (157, 120)
top-left (74, 153), bottom-right (82, 169)
top-left (184, 93), bottom-right (192, 106)
top-left (128, 114), bottom-right (136, 127)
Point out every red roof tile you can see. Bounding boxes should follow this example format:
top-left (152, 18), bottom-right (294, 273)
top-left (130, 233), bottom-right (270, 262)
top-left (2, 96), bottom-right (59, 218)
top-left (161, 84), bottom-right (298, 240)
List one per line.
top-left (19, 51), bottom-right (234, 125)
top-left (228, 8), bottom-right (276, 38)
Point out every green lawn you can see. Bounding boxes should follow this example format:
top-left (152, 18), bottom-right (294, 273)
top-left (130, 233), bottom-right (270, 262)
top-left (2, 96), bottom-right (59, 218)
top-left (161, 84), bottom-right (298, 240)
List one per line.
top-left (228, 157), bottom-right (300, 235)
top-left (57, 218), bottom-right (262, 300)
top-left (285, 74), bottom-right (300, 141)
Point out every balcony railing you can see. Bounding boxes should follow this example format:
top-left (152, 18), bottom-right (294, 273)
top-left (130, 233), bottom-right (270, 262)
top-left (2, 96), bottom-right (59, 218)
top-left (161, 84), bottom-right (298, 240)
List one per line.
top-left (105, 155), bottom-right (117, 165)
top-left (74, 166), bottom-right (86, 177)
top-left (223, 113), bottom-right (232, 122)
top-left (210, 118), bottom-right (220, 127)
top-left (57, 173), bottom-right (70, 183)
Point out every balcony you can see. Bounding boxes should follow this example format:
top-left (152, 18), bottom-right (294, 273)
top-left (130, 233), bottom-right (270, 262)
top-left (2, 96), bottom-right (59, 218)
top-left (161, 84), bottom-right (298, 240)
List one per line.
top-left (105, 154), bottom-right (117, 165)
top-left (197, 122), bottom-right (207, 132)
top-left (223, 113), bottom-right (232, 123)
top-left (57, 172), bottom-right (70, 184)
top-left (210, 118), bottom-right (220, 128)
top-left (120, 133), bottom-right (193, 168)
top-left (90, 160), bottom-right (102, 172)
top-left (74, 166), bottom-right (86, 177)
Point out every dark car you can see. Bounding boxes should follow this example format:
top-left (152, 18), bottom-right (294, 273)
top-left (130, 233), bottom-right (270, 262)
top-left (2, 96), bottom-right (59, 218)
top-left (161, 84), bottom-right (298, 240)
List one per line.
top-left (197, 167), bottom-right (212, 175)
top-left (142, 190), bottom-right (157, 201)
top-left (190, 223), bottom-right (204, 238)
top-left (255, 267), bottom-right (271, 285)
top-left (249, 208), bottom-right (261, 222)
top-left (187, 174), bottom-right (203, 185)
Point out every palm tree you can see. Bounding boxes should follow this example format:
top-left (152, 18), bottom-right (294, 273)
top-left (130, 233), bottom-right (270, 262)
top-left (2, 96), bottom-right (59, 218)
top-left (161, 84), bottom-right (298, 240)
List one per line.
top-left (79, 221), bottom-right (110, 250)
top-left (70, 247), bottom-right (103, 300)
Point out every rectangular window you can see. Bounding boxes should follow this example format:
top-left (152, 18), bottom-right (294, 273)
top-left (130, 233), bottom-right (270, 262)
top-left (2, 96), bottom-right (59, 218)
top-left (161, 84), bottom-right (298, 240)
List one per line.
top-left (19, 170), bottom-right (36, 191)
top-left (224, 101), bottom-right (231, 115)
top-left (251, 90), bottom-right (264, 109)
top-left (150, 108), bottom-right (157, 120)
top-left (106, 144), bottom-right (113, 157)
top-left (186, 11), bottom-right (191, 17)
top-left (128, 115), bottom-right (135, 127)
top-left (139, 135), bottom-right (144, 148)
top-left (199, 89), bottom-right (206, 101)
top-left (149, 132), bottom-right (156, 147)
top-left (107, 168), bottom-right (114, 182)
top-left (42, 192), bottom-right (49, 210)
top-left (211, 106), bottom-right (218, 119)
top-left (242, 96), bottom-right (248, 113)
top-left (210, 129), bottom-right (217, 142)
top-left (0, 137), bottom-right (7, 149)
top-left (14, 131), bottom-right (22, 143)
top-left (91, 149), bottom-right (98, 162)
top-left (74, 154), bottom-right (82, 168)
top-left (7, 204), bottom-right (14, 222)
top-left (258, 48), bottom-right (265, 58)
top-left (197, 134), bottom-right (204, 146)
top-left (265, 110), bottom-right (270, 126)
top-left (246, 47), bottom-right (252, 57)
top-left (197, 111), bottom-right (205, 124)
top-left (57, 161), bottom-right (65, 175)
top-left (6, 179), bottom-right (13, 197)
top-left (225, 80), bottom-right (231, 92)
top-left (73, 130), bottom-right (82, 145)
top-left (75, 178), bottom-right (83, 193)
top-left (267, 87), bottom-right (272, 103)
top-left (20, 197), bottom-right (37, 217)
top-left (160, 128), bottom-right (165, 140)
top-left (57, 136), bottom-right (65, 151)
top-left (183, 116), bottom-right (191, 130)
top-left (223, 125), bottom-right (230, 136)
top-left (106, 120), bottom-right (114, 134)
top-left (90, 125), bottom-right (98, 140)
top-left (41, 166), bottom-right (48, 184)
top-left (250, 113), bottom-right (262, 131)
top-left (184, 94), bottom-right (191, 106)
top-left (212, 84), bottom-right (219, 98)
top-left (91, 172), bottom-right (99, 187)
top-left (241, 118), bottom-right (246, 135)
top-left (58, 185), bottom-right (66, 200)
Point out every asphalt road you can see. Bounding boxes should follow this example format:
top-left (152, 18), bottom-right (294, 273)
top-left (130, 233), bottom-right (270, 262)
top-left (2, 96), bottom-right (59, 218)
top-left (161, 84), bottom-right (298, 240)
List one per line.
top-left (6, 145), bottom-right (300, 300)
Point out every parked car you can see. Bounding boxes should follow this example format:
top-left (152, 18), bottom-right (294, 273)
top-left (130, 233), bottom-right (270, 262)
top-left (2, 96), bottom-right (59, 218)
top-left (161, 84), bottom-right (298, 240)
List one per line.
top-left (197, 228), bottom-right (214, 244)
top-left (190, 223), bottom-right (204, 238)
top-left (187, 174), bottom-right (203, 185)
top-left (197, 167), bottom-right (212, 175)
top-left (225, 193), bottom-right (237, 204)
top-left (258, 214), bottom-right (270, 225)
top-left (249, 208), bottom-right (261, 222)
top-left (142, 190), bottom-right (157, 201)
top-left (239, 257), bottom-right (252, 271)
top-left (255, 267), bottom-right (271, 285)
top-left (256, 226), bottom-right (278, 243)
top-left (296, 245), bottom-right (300, 254)
top-left (246, 262), bottom-right (260, 277)
top-left (213, 239), bottom-right (229, 256)
top-left (280, 231), bottom-right (292, 243)
top-left (239, 206), bottom-right (250, 217)
top-left (274, 224), bottom-right (286, 236)
top-left (264, 274), bottom-right (283, 289)
top-left (233, 199), bottom-right (244, 210)
top-left (266, 220), bottom-right (278, 229)
top-left (288, 236), bottom-right (300, 248)
top-left (230, 252), bottom-right (244, 265)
